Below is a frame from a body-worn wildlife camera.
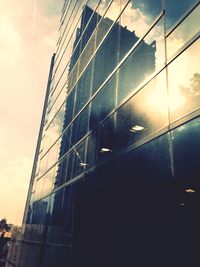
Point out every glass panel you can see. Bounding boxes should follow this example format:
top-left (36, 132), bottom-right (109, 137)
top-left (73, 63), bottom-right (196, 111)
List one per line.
top-left (167, 4), bottom-right (200, 59)
top-left (115, 70), bottom-right (168, 150)
top-left (43, 104), bottom-right (65, 154)
top-left (95, 0), bottom-right (124, 49)
top-left (86, 132), bottom-right (97, 168)
top-left (59, 126), bottom-right (72, 158)
top-left (80, 5), bottom-right (100, 52)
top-left (96, 116), bottom-right (115, 162)
top-left (71, 106), bottom-right (89, 145)
top-left (74, 61), bottom-right (93, 116)
top-left (172, 117), bottom-right (200, 187)
top-left (54, 156), bottom-right (68, 188)
top-left (171, 117), bottom-right (200, 247)
top-left (117, 17), bottom-right (164, 104)
top-left (63, 89), bottom-right (75, 128)
top-left (66, 151), bottom-right (75, 181)
top-left (164, 0), bottom-right (198, 30)
top-left (92, 24), bottom-right (120, 94)
top-left (42, 167), bottom-right (55, 196)
top-left (47, 190), bottom-right (64, 244)
top-left (90, 74), bottom-right (117, 129)
top-left (168, 38), bottom-right (200, 122)
top-left (72, 141), bottom-right (86, 178)
top-left (120, 0), bottom-right (163, 41)
top-left (45, 139), bottom-right (61, 172)
top-left (34, 177), bottom-right (44, 200)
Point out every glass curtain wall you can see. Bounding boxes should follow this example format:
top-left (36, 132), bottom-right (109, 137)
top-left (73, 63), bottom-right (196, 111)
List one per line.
top-left (7, 1), bottom-right (200, 267)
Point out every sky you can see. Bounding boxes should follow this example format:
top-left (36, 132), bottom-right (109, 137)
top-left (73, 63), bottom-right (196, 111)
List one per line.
top-left (0, 0), bottom-right (64, 225)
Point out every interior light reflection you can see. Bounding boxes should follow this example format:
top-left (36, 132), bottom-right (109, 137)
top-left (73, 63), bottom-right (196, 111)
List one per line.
top-left (100, 148), bottom-right (112, 153)
top-left (185, 188), bottom-right (196, 193)
top-left (130, 125), bottom-right (145, 132)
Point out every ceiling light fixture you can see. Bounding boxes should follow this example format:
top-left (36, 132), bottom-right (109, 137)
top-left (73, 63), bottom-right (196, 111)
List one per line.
top-left (100, 147), bottom-right (111, 153)
top-left (185, 188), bottom-right (196, 193)
top-left (79, 162), bottom-right (87, 167)
top-left (130, 124), bottom-right (145, 133)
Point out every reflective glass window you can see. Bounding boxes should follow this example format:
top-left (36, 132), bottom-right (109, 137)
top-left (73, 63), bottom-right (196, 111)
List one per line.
top-left (42, 167), bottom-right (55, 196)
top-left (66, 150), bottom-right (75, 181)
top-left (115, 70), bottom-right (168, 150)
top-left (46, 189), bottom-right (64, 244)
top-left (90, 74), bottom-right (117, 130)
top-left (172, 117), bottom-right (200, 187)
top-left (45, 139), bottom-right (61, 173)
top-left (80, 5), bottom-right (100, 52)
top-left (117, 17), bottom-right (165, 104)
top-left (86, 131), bottom-right (97, 167)
top-left (54, 156), bottom-right (68, 188)
top-left (74, 61), bottom-right (93, 116)
top-left (168, 37), bottom-right (200, 123)
top-left (72, 141), bottom-right (86, 178)
top-left (64, 89), bottom-right (75, 128)
top-left (120, 0), bottom-right (163, 60)
top-left (34, 177), bottom-right (44, 200)
top-left (92, 24), bottom-right (120, 94)
top-left (164, 0), bottom-right (198, 30)
top-left (71, 106), bottom-right (89, 145)
top-left (95, 0), bottom-right (125, 49)
top-left (59, 126), bottom-right (72, 158)
top-left (96, 116), bottom-right (115, 162)
top-left (167, 3), bottom-right (200, 59)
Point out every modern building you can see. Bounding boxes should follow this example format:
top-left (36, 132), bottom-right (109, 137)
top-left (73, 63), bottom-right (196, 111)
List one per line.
top-left (7, 0), bottom-right (200, 266)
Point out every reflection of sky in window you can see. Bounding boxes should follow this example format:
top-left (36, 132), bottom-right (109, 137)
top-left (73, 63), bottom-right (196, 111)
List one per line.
top-left (168, 38), bottom-right (200, 120)
top-left (167, 4), bottom-right (200, 59)
top-left (164, 0), bottom-right (199, 30)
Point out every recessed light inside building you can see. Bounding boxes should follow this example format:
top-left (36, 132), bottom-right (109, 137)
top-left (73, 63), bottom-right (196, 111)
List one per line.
top-left (185, 188), bottom-right (196, 193)
top-left (100, 147), bottom-right (111, 153)
top-left (130, 125), bottom-right (145, 133)
top-left (180, 203), bottom-right (185, 206)
top-left (79, 162), bottom-right (87, 167)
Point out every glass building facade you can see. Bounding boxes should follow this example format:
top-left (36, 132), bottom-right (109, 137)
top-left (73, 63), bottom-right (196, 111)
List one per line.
top-left (7, 1), bottom-right (200, 266)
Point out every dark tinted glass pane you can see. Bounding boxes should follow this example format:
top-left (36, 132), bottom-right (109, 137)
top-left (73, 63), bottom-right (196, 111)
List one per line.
top-left (73, 134), bottom-right (173, 267)
top-left (54, 156), bottom-right (68, 187)
top-left (63, 89), bottom-right (75, 128)
top-left (59, 126), bottom-right (72, 158)
top-left (74, 62), bottom-right (93, 116)
top-left (81, 6), bottom-right (100, 51)
top-left (171, 117), bottom-right (200, 259)
top-left (96, 116), bottom-right (115, 162)
top-left (90, 74), bottom-right (116, 130)
top-left (92, 24), bottom-right (120, 94)
top-left (72, 141), bottom-right (86, 178)
top-left (86, 131), bottom-right (97, 167)
top-left (172, 117), bottom-right (200, 187)
top-left (71, 106), bottom-right (89, 145)
top-left (66, 151), bottom-right (74, 181)
top-left (47, 190), bottom-right (64, 244)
